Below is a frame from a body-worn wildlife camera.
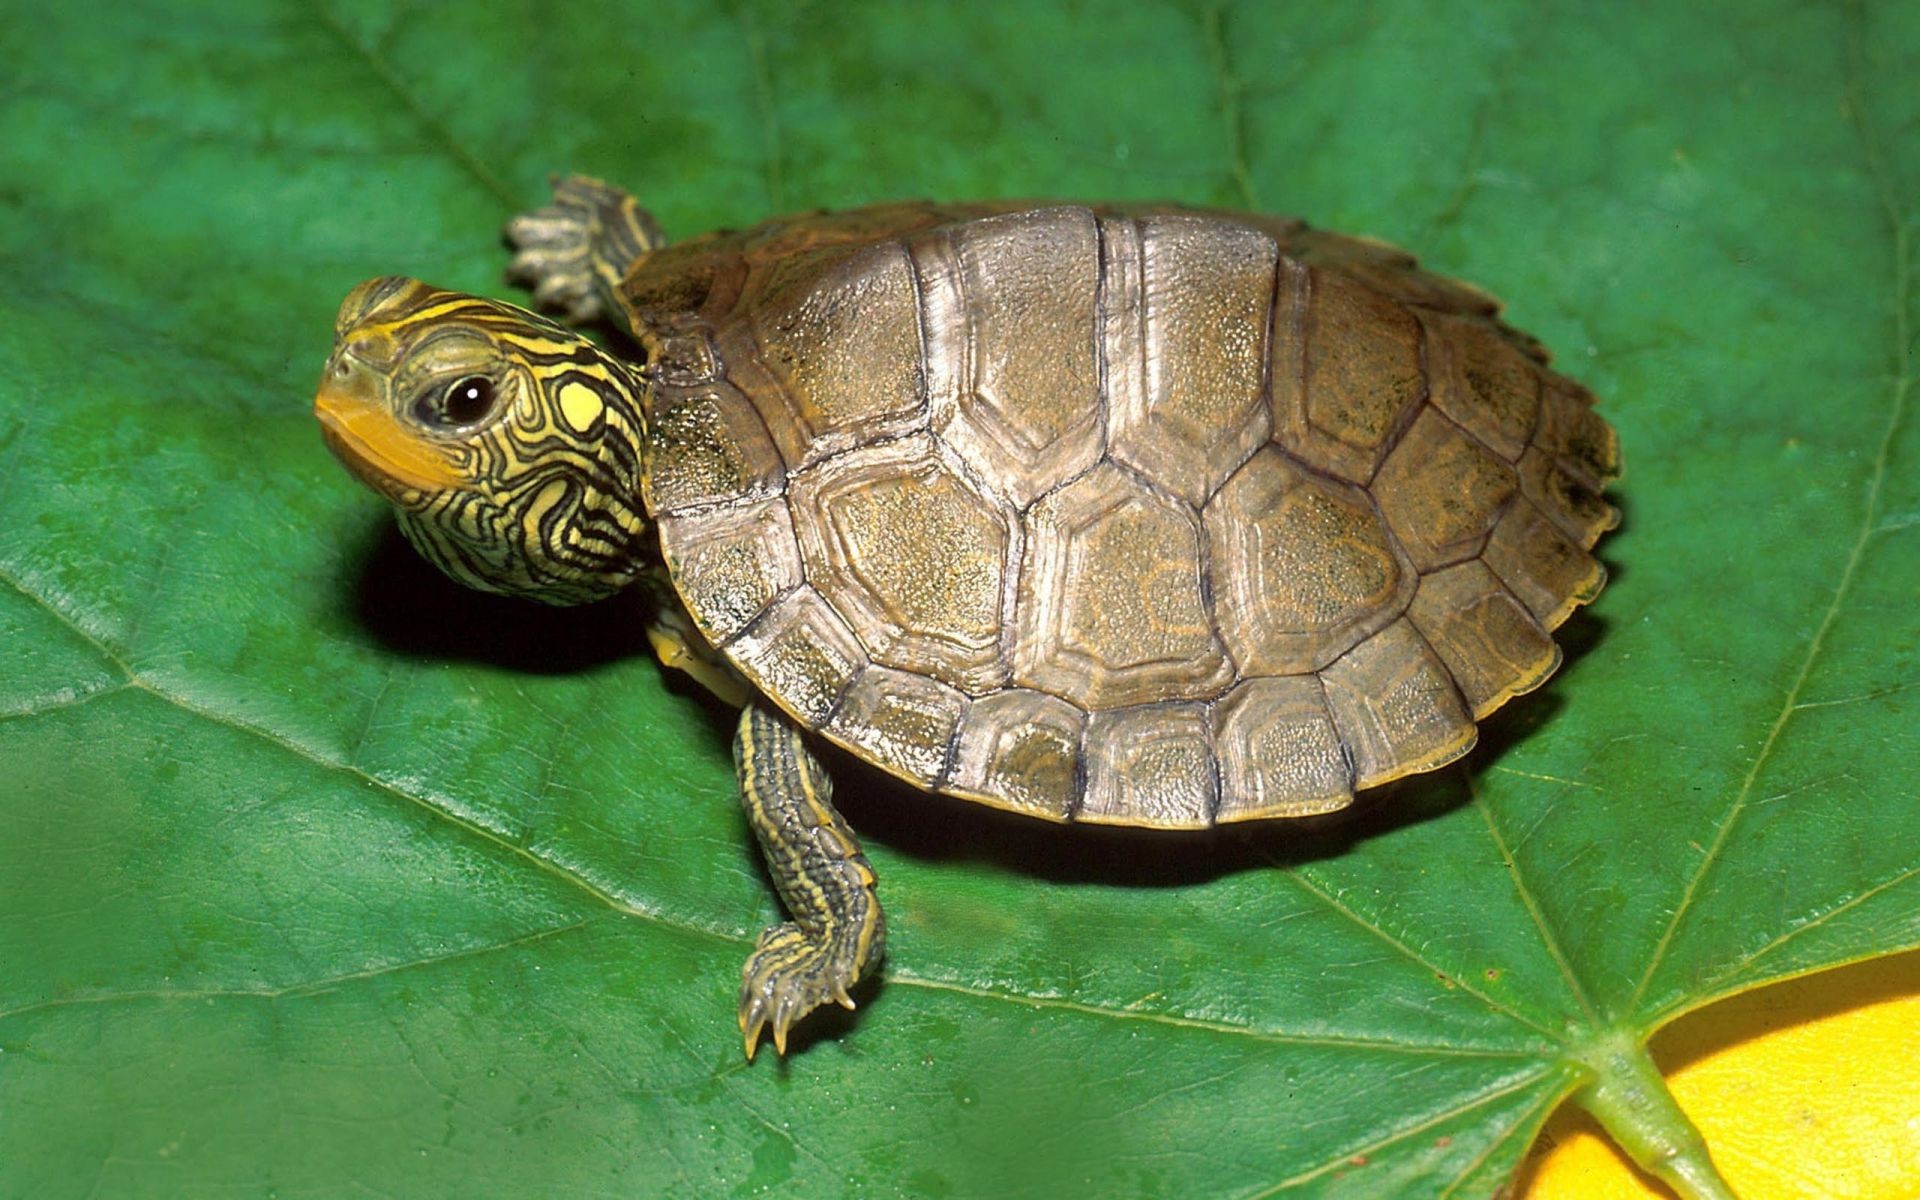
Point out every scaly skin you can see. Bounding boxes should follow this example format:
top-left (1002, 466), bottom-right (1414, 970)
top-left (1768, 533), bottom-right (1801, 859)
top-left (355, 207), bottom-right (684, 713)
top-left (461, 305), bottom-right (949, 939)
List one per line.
top-left (505, 175), bottom-right (663, 325)
top-left (733, 705), bottom-right (886, 1060)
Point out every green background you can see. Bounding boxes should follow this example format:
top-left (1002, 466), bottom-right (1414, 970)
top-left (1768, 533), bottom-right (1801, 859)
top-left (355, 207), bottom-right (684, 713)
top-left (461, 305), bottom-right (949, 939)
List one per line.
top-left (1, 1), bottom-right (1915, 1196)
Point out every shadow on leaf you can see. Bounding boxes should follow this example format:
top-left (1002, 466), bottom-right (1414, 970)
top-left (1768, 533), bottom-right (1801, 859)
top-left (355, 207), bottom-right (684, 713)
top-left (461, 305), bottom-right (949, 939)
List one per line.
top-left (349, 517), bottom-right (654, 674)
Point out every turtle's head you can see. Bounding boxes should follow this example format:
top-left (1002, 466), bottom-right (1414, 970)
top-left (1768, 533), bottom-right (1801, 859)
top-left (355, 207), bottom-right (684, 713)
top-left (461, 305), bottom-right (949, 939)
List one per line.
top-left (316, 276), bottom-right (650, 605)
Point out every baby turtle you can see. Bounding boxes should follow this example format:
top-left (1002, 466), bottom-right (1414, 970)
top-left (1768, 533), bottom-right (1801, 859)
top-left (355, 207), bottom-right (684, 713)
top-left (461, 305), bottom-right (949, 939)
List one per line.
top-left (314, 177), bottom-right (1620, 1058)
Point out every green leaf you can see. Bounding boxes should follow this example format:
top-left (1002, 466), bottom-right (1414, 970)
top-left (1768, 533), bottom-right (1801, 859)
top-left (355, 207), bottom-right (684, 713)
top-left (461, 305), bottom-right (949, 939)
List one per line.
top-left (2, 1), bottom-right (1915, 1195)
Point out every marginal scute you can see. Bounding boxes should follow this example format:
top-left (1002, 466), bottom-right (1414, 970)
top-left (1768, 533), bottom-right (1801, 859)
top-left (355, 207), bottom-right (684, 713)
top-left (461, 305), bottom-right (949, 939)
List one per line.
top-left (827, 665), bottom-right (968, 788)
top-left (1293, 229), bottom-right (1501, 316)
top-left (1204, 446), bottom-right (1413, 674)
top-left (1016, 463), bottom-right (1234, 708)
top-left (656, 497), bottom-right (803, 643)
top-left (1321, 619), bottom-right (1477, 789)
top-left (1422, 309), bottom-right (1543, 461)
top-left (1081, 703), bottom-right (1218, 827)
top-left (1108, 215), bottom-right (1277, 504)
top-left (919, 207), bottom-right (1105, 505)
top-left (726, 586), bottom-right (869, 725)
top-left (1518, 445), bottom-right (1620, 549)
top-left (652, 330), bottom-right (720, 387)
top-left (1482, 496), bottom-right (1607, 629)
top-left (742, 240), bottom-right (929, 467)
top-left (1537, 377), bottom-right (1622, 487)
top-left (949, 689), bottom-right (1085, 821)
top-left (1408, 561), bottom-right (1560, 719)
top-left (1213, 676), bottom-right (1354, 820)
top-left (1271, 263), bottom-right (1427, 483)
top-left (1370, 407), bottom-right (1519, 570)
top-left (789, 435), bottom-right (1012, 694)
top-left (641, 382), bottom-right (784, 516)
top-left (622, 249), bottom-right (718, 326)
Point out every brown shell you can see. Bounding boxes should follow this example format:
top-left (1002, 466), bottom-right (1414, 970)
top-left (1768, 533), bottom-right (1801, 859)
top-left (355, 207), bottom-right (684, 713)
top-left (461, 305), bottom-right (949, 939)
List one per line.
top-left (627, 204), bottom-right (1619, 828)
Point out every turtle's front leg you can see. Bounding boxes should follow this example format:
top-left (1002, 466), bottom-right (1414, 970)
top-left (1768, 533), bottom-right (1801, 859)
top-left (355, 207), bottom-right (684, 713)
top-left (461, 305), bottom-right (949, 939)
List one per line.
top-left (733, 704), bottom-right (886, 1060)
top-left (505, 175), bottom-right (663, 324)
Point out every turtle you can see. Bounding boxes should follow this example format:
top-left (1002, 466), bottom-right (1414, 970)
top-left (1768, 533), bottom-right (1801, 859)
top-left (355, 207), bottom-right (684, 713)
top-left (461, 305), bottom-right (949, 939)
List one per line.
top-left (313, 176), bottom-right (1620, 1059)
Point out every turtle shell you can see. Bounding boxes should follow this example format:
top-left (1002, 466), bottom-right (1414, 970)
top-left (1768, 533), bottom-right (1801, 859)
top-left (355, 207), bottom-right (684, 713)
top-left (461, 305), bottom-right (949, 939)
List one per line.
top-left (625, 204), bottom-right (1619, 828)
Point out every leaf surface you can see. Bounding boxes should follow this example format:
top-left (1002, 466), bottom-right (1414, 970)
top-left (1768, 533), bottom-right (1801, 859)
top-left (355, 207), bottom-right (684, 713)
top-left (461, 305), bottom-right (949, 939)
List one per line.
top-left (1, 2), bottom-right (1916, 1195)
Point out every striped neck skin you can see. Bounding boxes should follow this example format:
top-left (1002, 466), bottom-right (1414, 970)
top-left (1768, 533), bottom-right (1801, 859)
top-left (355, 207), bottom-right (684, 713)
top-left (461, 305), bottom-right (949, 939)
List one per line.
top-left (316, 276), bottom-right (652, 606)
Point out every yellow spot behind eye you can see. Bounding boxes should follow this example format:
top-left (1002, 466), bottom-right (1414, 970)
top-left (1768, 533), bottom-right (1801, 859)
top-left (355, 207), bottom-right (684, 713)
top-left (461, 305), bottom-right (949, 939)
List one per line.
top-left (558, 382), bottom-right (605, 433)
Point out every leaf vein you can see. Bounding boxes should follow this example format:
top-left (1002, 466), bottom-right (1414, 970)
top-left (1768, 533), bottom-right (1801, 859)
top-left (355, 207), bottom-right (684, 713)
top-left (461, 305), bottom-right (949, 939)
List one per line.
top-left (892, 972), bottom-right (1540, 1057)
top-left (305, 0), bottom-right (518, 208)
top-left (1252, 1064), bottom-right (1560, 1196)
top-left (1283, 865), bottom-right (1564, 1042)
top-left (1669, 859), bottom-right (1920, 1018)
top-left (3, 552), bottom-right (1533, 1051)
top-left (1199, 0), bottom-right (1259, 209)
top-left (1470, 774), bottom-right (1602, 1025)
top-left (1626, 7), bottom-right (1916, 1014)
top-left (0, 918), bottom-right (598, 1023)
top-left (1437, 1078), bottom-right (1568, 1200)
top-left (733, 4), bottom-right (788, 213)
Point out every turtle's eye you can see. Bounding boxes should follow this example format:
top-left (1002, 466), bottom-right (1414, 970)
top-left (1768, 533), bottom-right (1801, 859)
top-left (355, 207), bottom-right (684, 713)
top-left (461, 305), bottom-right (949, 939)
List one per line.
top-left (415, 375), bottom-right (498, 429)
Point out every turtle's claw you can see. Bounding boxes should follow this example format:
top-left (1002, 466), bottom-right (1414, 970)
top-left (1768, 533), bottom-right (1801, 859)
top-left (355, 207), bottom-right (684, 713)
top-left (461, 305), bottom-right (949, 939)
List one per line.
top-left (740, 1000), bottom-right (768, 1063)
top-left (737, 921), bottom-right (859, 1061)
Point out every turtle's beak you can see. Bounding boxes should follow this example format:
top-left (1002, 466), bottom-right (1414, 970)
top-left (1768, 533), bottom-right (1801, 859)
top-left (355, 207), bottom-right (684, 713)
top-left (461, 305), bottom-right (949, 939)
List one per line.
top-left (315, 354), bottom-right (464, 499)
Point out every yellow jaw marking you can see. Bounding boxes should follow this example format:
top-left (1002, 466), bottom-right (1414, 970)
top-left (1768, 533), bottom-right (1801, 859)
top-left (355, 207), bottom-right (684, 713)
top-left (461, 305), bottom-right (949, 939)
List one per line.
top-left (314, 383), bottom-right (465, 493)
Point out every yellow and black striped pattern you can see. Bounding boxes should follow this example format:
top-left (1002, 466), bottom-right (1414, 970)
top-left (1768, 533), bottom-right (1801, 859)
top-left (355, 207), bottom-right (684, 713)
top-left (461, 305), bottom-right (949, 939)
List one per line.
top-left (734, 704), bottom-right (886, 1060)
top-left (319, 277), bottom-right (652, 605)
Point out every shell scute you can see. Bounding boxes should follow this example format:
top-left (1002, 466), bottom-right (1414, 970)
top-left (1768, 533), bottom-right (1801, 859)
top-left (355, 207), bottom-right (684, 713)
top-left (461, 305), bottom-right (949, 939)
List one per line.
top-left (1482, 496), bottom-right (1607, 629)
top-left (1422, 308), bottom-right (1543, 461)
top-left (641, 381), bottom-right (784, 515)
top-left (1370, 407), bottom-right (1520, 570)
top-left (656, 497), bottom-right (802, 642)
top-left (1015, 462), bottom-right (1234, 709)
top-left (1107, 215), bottom-right (1279, 504)
top-left (1408, 560), bottom-right (1560, 720)
top-left (948, 689), bottom-right (1086, 821)
top-left (1081, 703), bottom-right (1219, 827)
top-left (727, 586), bottom-right (869, 726)
top-left (919, 207), bottom-right (1105, 506)
top-left (1204, 445), bottom-right (1412, 675)
top-left (788, 434), bottom-right (1012, 695)
top-left (742, 241), bottom-right (928, 467)
top-left (1212, 676), bottom-right (1354, 820)
top-left (1271, 262), bottom-right (1428, 484)
top-left (827, 665), bottom-right (969, 789)
top-left (1321, 619), bottom-right (1477, 790)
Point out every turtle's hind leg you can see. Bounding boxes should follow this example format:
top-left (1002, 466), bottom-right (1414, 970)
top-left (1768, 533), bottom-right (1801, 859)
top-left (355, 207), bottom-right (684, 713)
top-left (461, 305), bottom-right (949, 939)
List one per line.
top-left (505, 175), bottom-right (663, 324)
top-left (733, 704), bottom-right (886, 1060)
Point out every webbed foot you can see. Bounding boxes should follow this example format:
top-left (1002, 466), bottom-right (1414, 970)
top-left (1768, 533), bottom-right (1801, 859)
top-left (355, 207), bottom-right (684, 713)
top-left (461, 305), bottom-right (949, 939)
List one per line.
top-left (505, 175), bottom-right (662, 324)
